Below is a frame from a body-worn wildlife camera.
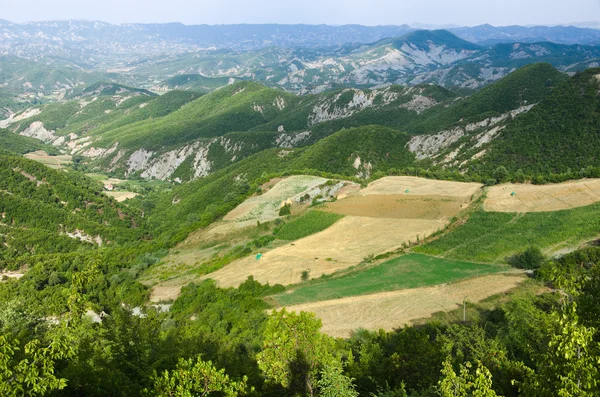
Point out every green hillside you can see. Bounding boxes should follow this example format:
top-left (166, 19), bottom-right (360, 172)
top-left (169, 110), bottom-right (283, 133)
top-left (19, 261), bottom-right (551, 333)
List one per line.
top-left (0, 129), bottom-right (59, 154)
top-left (92, 81), bottom-right (299, 150)
top-left (406, 63), bottom-right (568, 134)
top-left (478, 67), bottom-right (600, 174)
top-left (292, 125), bottom-right (415, 175)
top-left (157, 74), bottom-right (235, 92)
top-left (0, 152), bottom-right (146, 265)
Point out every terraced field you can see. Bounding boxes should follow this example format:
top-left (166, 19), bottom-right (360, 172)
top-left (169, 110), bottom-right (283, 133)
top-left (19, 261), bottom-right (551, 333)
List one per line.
top-left (202, 176), bottom-right (483, 288)
top-left (284, 272), bottom-right (526, 337)
top-left (272, 253), bottom-right (508, 306)
top-left (23, 150), bottom-right (72, 169)
top-left (485, 179), bottom-right (600, 212)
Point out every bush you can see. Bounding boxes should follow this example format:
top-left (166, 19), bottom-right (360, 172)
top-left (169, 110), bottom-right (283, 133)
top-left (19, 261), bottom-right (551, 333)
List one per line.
top-left (511, 246), bottom-right (545, 270)
top-left (301, 270), bottom-right (310, 282)
top-left (279, 204), bottom-right (291, 216)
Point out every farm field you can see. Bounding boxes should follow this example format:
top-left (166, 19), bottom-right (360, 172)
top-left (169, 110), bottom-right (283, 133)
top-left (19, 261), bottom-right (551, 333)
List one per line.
top-left (274, 211), bottom-right (343, 240)
top-left (360, 176), bottom-right (482, 197)
top-left (203, 216), bottom-right (445, 287)
top-left (485, 179), bottom-right (600, 212)
top-left (284, 272), bottom-right (527, 337)
top-left (272, 253), bottom-right (508, 306)
top-left (105, 191), bottom-right (138, 202)
top-left (322, 194), bottom-right (469, 220)
top-left (196, 176), bottom-right (484, 288)
top-left (23, 150), bottom-right (72, 169)
top-left (415, 203), bottom-right (600, 263)
top-left (223, 175), bottom-right (329, 223)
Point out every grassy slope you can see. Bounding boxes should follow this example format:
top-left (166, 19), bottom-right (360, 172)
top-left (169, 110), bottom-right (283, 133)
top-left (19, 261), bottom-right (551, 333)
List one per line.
top-left (272, 253), bottom-right (505, 306)
top-left (415, 204), bottom-right (600, 263)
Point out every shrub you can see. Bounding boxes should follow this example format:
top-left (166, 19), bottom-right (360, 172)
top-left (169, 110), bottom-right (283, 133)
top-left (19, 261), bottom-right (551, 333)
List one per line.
top-left (279, 204), bottom-right (291, 216)
top-left (512, 246), bottom-right (545, 270)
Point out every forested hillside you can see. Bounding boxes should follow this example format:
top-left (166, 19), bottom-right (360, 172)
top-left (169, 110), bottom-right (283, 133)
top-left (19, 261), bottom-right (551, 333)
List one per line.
top-left (0, 152), bottom-right (146, 265)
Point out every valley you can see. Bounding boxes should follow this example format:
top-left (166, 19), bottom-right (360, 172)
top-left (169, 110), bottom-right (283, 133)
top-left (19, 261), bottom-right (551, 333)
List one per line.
top-left (2, 17), bottom-right (600, 396)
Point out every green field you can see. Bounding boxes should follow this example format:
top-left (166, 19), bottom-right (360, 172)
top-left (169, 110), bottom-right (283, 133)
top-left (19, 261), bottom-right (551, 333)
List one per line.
top-left (273, 210), bottom-right (343, 240)
top-left (415, 204), bottom-right (600, 263)
top-left (271, 253), bottom-right (506, 306)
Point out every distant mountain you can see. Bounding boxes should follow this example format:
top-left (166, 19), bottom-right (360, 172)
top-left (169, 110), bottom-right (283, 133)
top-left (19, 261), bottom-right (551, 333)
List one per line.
top-left (450, 24), bottom-right (600, 46)
top-left (1, 20), bottom-right (600, 66)
top-left (130, 31), bottom-right (600, 93)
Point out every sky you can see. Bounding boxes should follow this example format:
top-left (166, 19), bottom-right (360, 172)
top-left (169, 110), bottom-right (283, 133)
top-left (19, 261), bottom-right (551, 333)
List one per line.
top-left (2, 0), bottom-right (600, 26)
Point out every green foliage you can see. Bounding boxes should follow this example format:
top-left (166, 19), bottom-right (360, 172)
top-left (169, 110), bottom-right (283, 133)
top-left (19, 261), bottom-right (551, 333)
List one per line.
top-left (0, 332), bottom-right (75, 396)
top-left (317, 365), bottom-right (359, 397)
top-left (274, 211), bottom-right (343, 241)
top-left (257, 309), bottom-right (339, 396)
top-left (145, 355), bottom-right (249, 397)
top-left (278, 203), bottom-right (291, 216)
top-left (438, 359), bottom-right (499, 397)
top-left (511, 247), bottom-right (545, 270)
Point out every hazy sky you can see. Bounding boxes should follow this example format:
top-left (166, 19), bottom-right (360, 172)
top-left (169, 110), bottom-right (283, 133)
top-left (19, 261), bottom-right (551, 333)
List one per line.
top-left (3, 0), bottom-right (600, 26)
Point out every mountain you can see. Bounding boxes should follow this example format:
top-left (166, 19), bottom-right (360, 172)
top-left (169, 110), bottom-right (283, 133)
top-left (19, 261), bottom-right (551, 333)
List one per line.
top-left (1, 62), bottom-right (575, 183)
top-left (2, 20), bottom-right (600, 62)
top-left (450, 24), bottom-right (600, 46)
top-left (475, 67), bottom-right (600, 174)
top-left (126, 31), bottom-right (600, 94)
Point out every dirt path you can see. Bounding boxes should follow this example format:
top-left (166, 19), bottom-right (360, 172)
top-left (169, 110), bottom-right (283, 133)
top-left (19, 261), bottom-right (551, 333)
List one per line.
top-left (283, 272), bottom-right (526, 337)
top-left (485, 179), bottom-right (600, 212)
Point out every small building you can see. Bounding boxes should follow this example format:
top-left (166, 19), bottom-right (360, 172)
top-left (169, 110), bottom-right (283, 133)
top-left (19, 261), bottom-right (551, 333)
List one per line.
top-left (104, 183), bottom-right (114, 191)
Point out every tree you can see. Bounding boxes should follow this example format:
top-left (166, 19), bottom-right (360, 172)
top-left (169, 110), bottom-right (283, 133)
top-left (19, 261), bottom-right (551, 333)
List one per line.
top-left (518, 304), bottom-right (600, 397)
top-left (145, 355), bottom-right (249, 397)
top-left (256, 309), bottom-right (339, 396)
top-left (317, 365), bottom-right (359, 397)
top-left (0, 333), bottom-right (74, 396)
top-left (493, 166), bottom-right (509, 183)
top-left (512, 246), bottom-right (545, 270)
top-left (438, 358), bottom-right (499, 397)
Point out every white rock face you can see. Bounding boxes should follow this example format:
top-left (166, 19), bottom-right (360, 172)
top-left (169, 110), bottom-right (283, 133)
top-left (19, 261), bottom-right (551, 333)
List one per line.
top-left (81, 142), bottom-right (119, 160)
top-left (65, 229), bottom-right (103, 246)
top-left (193, 146), bottom-right (212, 179)
top-left (407, 104), bottom-right (536, 162)
top-left (0, 108), bottom-right (42, 128)
top-left (141, 144), bottom-right (198, 180)
top-left (400, 95), bottom-right (438, 114)
top-left (19, 121), bottom-right (55, 142)
top-left (276, 131), bottom-right (311, 148)
top-left (408, 128), bottom-right (465, 160)
top-left (308, 89), bottom-right (375, 125)
top-left (273, 96), bottom-right (286, 110)
top-left (126, 149), bottom-right (154, 176)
